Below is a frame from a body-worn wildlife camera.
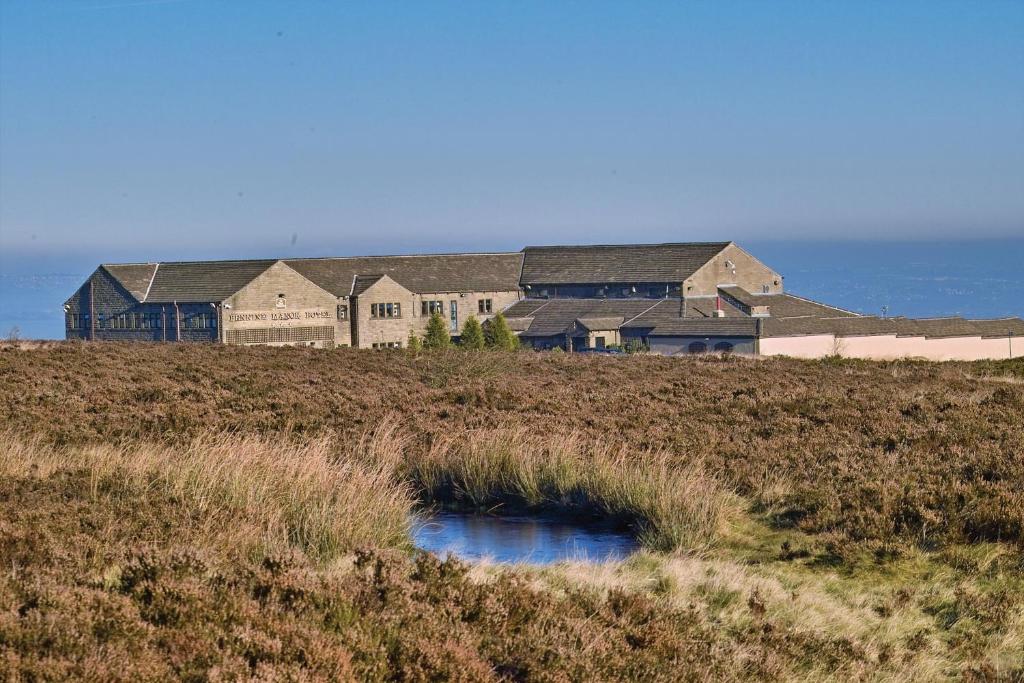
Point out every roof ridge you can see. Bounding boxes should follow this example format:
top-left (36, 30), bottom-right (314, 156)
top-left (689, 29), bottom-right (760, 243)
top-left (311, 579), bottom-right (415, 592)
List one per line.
top-left (523, 241), bottom-right (731, 250)
top-left (287, 251), bottom-right (521, 262)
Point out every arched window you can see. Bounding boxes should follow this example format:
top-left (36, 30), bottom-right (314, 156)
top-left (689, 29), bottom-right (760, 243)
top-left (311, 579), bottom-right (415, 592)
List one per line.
top-left (714, 341), bottom-right (734, 353)
top-left (688, 341), bottom-right (707, 354)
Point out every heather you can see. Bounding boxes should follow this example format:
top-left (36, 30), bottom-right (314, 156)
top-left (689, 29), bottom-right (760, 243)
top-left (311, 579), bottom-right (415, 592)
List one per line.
top-left (1, 343), bottom-right (1023, 680)
top-left (2, 343), bottom-right (1022, 549)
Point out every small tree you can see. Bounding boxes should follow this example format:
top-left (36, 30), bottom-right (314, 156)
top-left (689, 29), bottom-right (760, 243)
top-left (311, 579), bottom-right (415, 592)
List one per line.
top-left (423, 311), bottom-right (451, 349)
top-left (485, 312), bottom-right (519, 351)
top-left (460, 315), bottom-right (485, 350)
top-left (407, 329), bottom-right (423, 355)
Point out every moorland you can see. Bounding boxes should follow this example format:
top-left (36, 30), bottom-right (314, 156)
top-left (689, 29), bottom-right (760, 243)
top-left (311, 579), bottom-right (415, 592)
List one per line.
top-left (1, 343), bottom-right (1022, 681)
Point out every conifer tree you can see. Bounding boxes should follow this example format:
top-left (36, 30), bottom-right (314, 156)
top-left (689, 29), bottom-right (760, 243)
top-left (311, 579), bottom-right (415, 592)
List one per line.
top-left (484, 312), bottom-right (519, 351)
top-left (407, 329), bottom-right (423, 354)
top-left (423, 311), bottom-right (451, 349)
top-left (459, 315), bottom-right (485, 350)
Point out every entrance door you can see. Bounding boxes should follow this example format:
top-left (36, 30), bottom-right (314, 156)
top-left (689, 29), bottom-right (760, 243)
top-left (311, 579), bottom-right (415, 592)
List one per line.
top-left (595, 336), bottom-right (606, 349)
top-left (449, 300), bottom-right (458, 332)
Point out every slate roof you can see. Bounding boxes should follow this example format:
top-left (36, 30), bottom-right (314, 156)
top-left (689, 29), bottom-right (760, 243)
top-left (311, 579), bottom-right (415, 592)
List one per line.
top-left (351, 274), bottom-right (386, 296)
top-left (101, 264), bottom-right (158, 301)
top-left (504, 299), bottom-right (665, 337)
top-left (718, 287), bottom-right (859, 319)
top-left (286, 253), bottom-right (523, 296)
top-left (145, 260), bottom-right (278, 303)
top-left (103, 260), bottom-right (278, 303)
top-left (576, 316), bottom-right (625, 331)
top-left (520, 242), bottom-right (730, 285)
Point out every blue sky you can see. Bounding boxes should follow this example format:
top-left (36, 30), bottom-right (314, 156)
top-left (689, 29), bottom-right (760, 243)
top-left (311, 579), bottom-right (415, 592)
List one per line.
top-left (1, 0), bottom-right (1022, 259)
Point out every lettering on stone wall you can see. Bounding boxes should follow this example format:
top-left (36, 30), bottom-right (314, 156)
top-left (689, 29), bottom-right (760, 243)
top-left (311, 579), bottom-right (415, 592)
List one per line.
top-left (227, 309), bottom-right (332, 323)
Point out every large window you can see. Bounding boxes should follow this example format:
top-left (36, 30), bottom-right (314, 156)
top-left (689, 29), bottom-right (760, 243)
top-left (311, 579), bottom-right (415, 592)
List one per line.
top-left (714, 341), bottom-right (734, 353)
top-left (478, 298), bottom-right (493, 314)
top-left (370, 302), bottom-right (401, 319)
top-left (688, 341), bottom-right (708, 354)
top-left (185, 312), bottom-right (217, 329)
top-left (421, 300), bottom-right (444, 316)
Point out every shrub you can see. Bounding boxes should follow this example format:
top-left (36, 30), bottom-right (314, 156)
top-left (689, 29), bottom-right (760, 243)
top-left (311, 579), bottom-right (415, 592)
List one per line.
top-left (459, 316), bottom-right (485, 350)
top-left (407, 330), bottom-right (423, 355)
top-left (423, 312), bottom-right (451, 349)
top-left (484, 312), bottom-right (519, 350)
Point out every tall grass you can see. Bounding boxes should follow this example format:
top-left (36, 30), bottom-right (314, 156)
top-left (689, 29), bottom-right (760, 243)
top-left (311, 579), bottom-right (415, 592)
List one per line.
top-left (0, 431), bottom-right (416, 562)
top-left (406, 428), bottom-right (732, 553)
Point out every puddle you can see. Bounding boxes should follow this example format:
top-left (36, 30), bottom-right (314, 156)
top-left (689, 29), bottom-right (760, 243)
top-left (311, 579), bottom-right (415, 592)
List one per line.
top-left (412, 511), bottom-right (640, 564)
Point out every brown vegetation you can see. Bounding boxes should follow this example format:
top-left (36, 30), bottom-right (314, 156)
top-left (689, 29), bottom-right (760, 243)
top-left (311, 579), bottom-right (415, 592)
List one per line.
top-left (1, 343), bottom-right (1023, 680)
top-left (2, 343), bottom-right (1022, 549)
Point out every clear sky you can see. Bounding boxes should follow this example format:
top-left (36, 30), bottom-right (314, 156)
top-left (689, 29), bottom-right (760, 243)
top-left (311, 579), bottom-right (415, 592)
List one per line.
top-left (1, 0), bottom-right (1022, 259)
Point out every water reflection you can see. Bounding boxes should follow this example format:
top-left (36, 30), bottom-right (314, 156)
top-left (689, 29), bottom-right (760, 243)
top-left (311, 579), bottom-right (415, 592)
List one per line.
top-left (412, 511), bottom-right (639, 564)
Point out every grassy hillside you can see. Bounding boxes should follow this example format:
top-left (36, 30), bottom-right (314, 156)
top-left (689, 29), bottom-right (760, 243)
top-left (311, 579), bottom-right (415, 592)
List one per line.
top-left (1, 343), bottom-right (1022, 680)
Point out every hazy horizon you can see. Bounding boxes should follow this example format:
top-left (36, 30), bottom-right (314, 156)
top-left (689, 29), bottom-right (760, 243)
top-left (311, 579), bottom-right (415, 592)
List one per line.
top-left (2, 1), bottom-right (1023, 253)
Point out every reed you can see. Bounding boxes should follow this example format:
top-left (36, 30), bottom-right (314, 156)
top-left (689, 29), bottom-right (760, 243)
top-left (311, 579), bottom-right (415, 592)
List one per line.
top-left (405, 428), bottom-right (731, 553)
top-left (0, 430), bottom-right (416, 562)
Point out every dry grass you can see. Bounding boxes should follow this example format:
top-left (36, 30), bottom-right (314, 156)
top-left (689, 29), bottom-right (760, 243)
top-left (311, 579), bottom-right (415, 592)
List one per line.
top-left (0, 431), bottom-right (416, 562)
top-left (407, 428), bottom-right (733, 553)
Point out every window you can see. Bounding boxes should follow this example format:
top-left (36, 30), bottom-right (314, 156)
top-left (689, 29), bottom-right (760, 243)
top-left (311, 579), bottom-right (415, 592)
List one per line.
top-left (372, 341), bottom-right (402, 349)
top-left (421, 300), bottom-right (444, 316)
top-left (688, 341), bottom-right (708, 354)
top-left (762, 285), bottom-right (770, 294)
top-left (478, 298), bottom-right (493, 314)
top-left (337, 304), bottom-right (348, 320)
top-left (714, 341), bottom-right (734, 353)
top-left (185, 313), bottom-right (216, 329)
top-left (370, 302), bottom-right (401, 319)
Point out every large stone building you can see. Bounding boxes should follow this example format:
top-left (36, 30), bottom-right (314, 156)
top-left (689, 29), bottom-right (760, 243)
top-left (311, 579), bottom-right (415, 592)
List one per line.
top-left (65, 253), bottom-right (522, 349)
top-left (65, 242), bottom-right (1024, 360)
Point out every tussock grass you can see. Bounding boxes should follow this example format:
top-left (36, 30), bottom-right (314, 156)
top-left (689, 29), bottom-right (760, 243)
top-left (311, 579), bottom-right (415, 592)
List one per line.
top-left (406, 428), bottom-right (733, 553)
top-left (0, 431), bottom-right (415, 562)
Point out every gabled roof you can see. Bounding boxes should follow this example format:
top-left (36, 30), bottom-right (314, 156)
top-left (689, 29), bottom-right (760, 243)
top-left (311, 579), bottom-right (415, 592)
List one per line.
top-left (102, 259), bottom-right (278, 303)
top-left (520, 242), bottom-right (731, 285)
top-left (101, 263), bottom-right (158, 301)
top-left (286, 253), bottom-right (523, 296)
top-left (718, 287), bottom-right (859, 319)
top-left (576, 316), bottom-right (625, 331)
top-left (504, 299), bottom-right (665, 337)
top-left (351, 274), bottom-right (388, 296)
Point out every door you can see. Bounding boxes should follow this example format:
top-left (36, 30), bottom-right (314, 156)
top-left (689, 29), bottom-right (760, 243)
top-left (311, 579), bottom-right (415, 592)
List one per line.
top-left (595, 336), bottom-right (606, 350)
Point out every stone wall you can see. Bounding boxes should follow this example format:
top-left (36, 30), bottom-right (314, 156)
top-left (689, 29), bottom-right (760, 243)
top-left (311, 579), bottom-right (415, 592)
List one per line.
top-left (223, 262), bottom-right (341, 348)
top-left (686, 244), bottom-right (782, 297)
top-left (355, 278), bottom-right (522, 349)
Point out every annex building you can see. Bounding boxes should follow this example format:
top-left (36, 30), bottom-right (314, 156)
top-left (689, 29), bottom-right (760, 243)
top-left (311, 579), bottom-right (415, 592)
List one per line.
top-left (65, 242), bottom-right (1024, 360)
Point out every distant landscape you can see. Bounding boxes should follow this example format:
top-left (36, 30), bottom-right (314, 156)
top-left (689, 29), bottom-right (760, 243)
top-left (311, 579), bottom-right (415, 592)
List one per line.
top-left (1, 344), bottom-right (1022, 680)
top-left (2, 239), bottom-right (1022, 340)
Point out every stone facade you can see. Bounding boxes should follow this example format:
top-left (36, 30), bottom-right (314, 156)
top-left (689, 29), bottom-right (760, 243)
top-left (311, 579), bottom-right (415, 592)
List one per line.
top-left (66, 242), bottom-right (1022, 361)
top-left (685, 244), bottom-right (782, 297)
top-left (221, 262), bottom-right (341, 349)
top-left (354, 276), bottom-right (522, 349)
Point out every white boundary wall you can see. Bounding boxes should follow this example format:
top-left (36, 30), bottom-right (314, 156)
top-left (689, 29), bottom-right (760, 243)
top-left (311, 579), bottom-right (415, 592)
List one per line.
top-left (760, 334), bottom-right (1022, 361)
